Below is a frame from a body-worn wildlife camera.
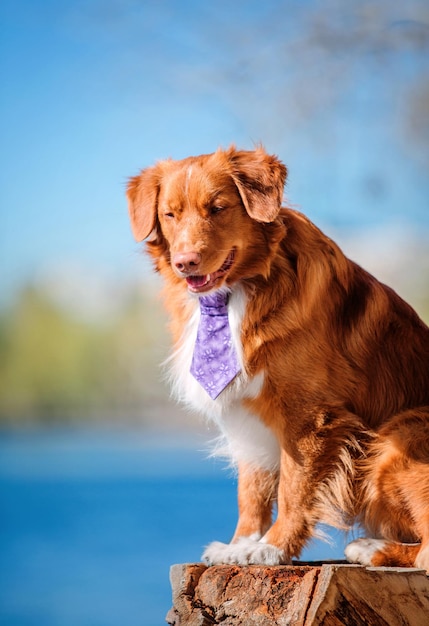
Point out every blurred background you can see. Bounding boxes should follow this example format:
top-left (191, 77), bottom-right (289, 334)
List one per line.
top-left (0, 1), bottom-right (428, 625)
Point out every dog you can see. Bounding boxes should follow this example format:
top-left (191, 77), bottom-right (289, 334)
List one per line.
top-left (127, 146), bottom-right (429, 572)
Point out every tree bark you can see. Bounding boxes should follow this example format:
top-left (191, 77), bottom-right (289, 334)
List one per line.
top-left (166, 563), bottom-right (429, 626)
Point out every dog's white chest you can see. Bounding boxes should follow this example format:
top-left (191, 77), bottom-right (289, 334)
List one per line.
top-left (167, 288), bottom-right (280, 471)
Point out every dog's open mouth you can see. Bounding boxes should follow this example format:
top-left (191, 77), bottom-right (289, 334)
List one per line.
top-left (186, 250), bottom-right (235, 293)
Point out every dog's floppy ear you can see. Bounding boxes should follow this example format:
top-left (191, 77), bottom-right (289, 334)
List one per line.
top-left (226, 146), bottom-right (287, 222)
top-left (126, 166), bottom-right (160, 242)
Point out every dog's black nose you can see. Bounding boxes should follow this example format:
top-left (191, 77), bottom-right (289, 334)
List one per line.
top-left (173, 251), bottom-right (202, 273)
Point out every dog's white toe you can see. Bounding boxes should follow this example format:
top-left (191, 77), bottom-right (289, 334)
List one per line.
top-left (345, 538), bottom-right (387, 566)
top-left (203, 537), bottom-right (287, 566)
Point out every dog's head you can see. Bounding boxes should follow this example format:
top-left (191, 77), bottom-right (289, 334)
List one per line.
top-left (127, 146), bottom-right (287, 293)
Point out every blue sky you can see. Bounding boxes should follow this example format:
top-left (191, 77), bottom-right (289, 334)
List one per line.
top-left (1, 0), bottom-right (428, 305)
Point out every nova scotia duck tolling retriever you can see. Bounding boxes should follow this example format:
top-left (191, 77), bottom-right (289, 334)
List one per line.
top-left (127, 146), bottom-right (429, 572)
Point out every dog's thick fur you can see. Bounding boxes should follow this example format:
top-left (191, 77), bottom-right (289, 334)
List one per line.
top-left (127, 146), bottom-right (429, 571)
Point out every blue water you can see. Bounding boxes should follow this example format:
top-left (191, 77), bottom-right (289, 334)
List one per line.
top-left (0, 428), bottom-right (349, 626)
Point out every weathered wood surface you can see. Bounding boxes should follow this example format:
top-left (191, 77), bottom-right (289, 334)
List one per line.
top-left (166, 563), bottom-right (429, 626)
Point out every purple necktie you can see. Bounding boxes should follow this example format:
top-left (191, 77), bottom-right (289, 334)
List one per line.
top-left (190, 292), bottom-right (241, 399)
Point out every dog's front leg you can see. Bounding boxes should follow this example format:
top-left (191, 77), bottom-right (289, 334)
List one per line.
top-left (260, 448), bottom-right (315, 560)
top-left (203, 462), bottom-right (284, 566)
top-left (232, 462), bottom-right (278, 542)
top-left (203, 449), bottom-right (316, 566)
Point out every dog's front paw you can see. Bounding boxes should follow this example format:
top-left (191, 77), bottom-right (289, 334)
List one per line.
top-left (344, 538), bottom-right (387, 566)
top-left (203, 537), bottom-right (288, 566)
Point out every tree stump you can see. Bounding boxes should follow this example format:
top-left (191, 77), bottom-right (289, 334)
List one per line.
top-left (166, 563), bottom-right (429, 625)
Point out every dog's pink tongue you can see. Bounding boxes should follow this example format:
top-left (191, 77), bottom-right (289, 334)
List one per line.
top-left (186, 275), bottom-right (208, 288)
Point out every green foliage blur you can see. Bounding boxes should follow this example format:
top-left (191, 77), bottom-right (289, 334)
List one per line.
top-left (0, 283), bottom-right (169, 425)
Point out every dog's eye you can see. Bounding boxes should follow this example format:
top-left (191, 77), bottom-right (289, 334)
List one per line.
top-left (164, 211), bottom-right (175, 219)
top-left (210, 205), bottom-right (224, 215)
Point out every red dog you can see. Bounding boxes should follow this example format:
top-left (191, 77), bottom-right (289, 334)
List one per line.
top-left (127, 146), bottom-right (429, 571)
